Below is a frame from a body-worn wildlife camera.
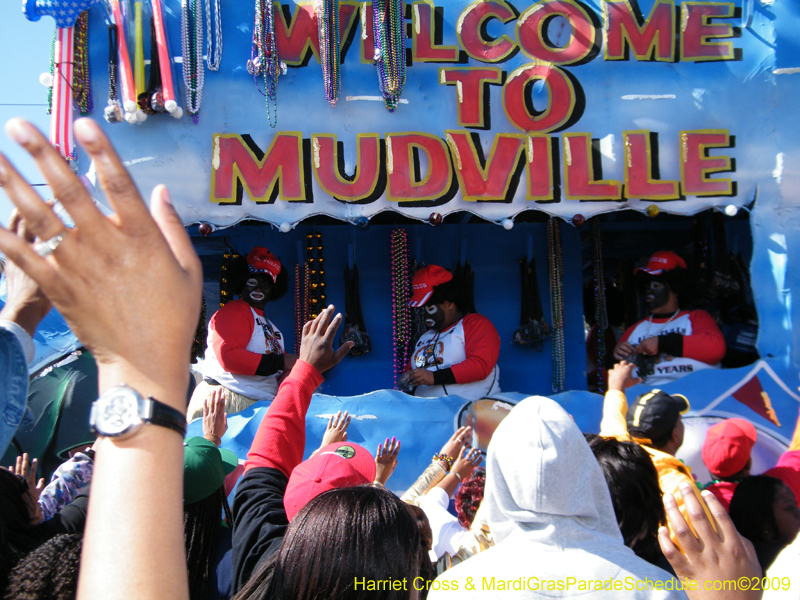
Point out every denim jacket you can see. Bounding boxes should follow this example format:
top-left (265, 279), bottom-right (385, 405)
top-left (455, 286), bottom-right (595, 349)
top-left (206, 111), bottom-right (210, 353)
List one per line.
top-left (0, 320), bottom-right (34, 456)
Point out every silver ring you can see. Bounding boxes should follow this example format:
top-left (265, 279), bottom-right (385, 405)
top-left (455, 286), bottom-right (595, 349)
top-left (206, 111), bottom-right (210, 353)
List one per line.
top-left (33, 233), bottom-right (65, 258)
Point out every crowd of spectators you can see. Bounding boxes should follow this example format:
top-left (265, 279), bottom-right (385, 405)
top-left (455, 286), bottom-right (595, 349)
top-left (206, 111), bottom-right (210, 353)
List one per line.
top-left (0, 118), bottom-right (791, 600)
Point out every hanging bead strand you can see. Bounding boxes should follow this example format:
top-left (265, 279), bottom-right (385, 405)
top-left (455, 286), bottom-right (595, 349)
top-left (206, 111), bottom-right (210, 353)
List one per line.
top-left (294, 263), bottom-right (303, 355)
top-left (181, 0), bottom-right (204, 122)
top-left (249, 0), bottom-right (285, 127)
top-left (391, 229), bottom-right (412, 387)
top-left (205, 0), bottom-right (222, 70)
top-left (373, 0), bottom-right (406, 111)
top-left (548, 218), bottom-right (565, 392)
top-left (104, 24), bottom-right (124, 122)
top-left (73, 11), bottom-right (92, 115)
top-left (591, 219), bottom-right (609, 391)
top-left (317, 0), bottom-right (340, 106)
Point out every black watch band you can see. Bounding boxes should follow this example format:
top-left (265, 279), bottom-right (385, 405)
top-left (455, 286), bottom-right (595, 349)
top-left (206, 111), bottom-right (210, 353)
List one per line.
top-left (143, 398), bottom-right (187, 437)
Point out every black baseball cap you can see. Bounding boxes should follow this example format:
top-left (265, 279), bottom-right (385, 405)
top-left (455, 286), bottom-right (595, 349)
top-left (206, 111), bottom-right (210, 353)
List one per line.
top-left (627, 390), bottom-right (690, 441)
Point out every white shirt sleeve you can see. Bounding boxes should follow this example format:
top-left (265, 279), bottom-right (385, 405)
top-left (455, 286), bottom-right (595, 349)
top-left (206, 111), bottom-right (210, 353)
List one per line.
top-left (420, 486), bottom-right (470, 561)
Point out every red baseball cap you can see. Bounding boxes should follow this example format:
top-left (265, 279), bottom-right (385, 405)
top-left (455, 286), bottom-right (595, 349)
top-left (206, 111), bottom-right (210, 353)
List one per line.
top-left (246, 247), bottom-right (282, 282)
top-left (283, 442), bottom-right (376, 521)
top-left (634, 251), bottom-right (687, 276)
top-left (702, 418), bottom-right (758, 478)
top-left (409, 265), bottom-right (453, 307)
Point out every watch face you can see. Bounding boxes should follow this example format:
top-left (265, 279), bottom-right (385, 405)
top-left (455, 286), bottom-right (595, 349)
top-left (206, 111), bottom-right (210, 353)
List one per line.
top-left (94, 388), bottom-right (141, 437)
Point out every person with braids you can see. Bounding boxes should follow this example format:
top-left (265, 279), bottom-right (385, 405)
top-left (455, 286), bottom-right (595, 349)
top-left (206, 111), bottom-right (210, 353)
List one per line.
top-left (0, 466), bottom-right (88, 594)
top-left (403, 265), bottom-right (501, 399)
top-left (183, 437), bottom-right (238, 600)
top-left (3, 533), bottom-right (82, 600)
top-left (188, 247), bottom-right (298, 421)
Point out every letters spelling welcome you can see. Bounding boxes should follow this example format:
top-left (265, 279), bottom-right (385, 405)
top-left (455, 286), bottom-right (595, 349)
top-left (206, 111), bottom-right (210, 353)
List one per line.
top-left (210, 0), bottom-right (737, 206)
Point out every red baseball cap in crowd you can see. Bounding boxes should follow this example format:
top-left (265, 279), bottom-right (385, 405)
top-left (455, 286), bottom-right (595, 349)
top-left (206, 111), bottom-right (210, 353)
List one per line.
top-left (283, 442), bottom-right (376, 521)
top-left (409, 265), bottom-right (453, 307)
top-left (634, 251), bottom-right (687, 276)
top-left (246, 247), bottom-right (282, 282)
top-left (702, 418), bottom-right (758, 478)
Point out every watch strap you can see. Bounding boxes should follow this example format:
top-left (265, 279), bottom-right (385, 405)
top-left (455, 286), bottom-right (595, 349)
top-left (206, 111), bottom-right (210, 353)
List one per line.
top-left (142, 398), bottom-right (187, 437)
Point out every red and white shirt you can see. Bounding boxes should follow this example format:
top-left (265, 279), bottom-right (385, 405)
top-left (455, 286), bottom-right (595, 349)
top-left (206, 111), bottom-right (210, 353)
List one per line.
top-left (409, 313), bottom-right (501, 399)
top-left (203, 299), bottom-right (285, 400)
top-left (618, 309), bottom-right (725, 386)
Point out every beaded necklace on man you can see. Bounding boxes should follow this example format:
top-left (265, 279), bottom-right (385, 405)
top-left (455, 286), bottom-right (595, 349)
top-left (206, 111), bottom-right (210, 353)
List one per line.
top-left (643, 308), bottom-right (682, 340)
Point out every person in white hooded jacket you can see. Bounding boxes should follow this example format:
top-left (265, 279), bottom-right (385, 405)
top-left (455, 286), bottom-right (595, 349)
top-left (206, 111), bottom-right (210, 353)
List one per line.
top-left (428, 395), bottom-right (687, 599)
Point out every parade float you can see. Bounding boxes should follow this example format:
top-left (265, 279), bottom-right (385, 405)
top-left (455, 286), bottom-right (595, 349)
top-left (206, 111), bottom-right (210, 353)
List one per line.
top-left (5, 0), bottom-right (800, 490)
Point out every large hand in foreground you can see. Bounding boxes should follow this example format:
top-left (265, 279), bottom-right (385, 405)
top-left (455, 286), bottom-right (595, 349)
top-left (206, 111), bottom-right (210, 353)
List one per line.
top-left (0, 118), bottom-right (202, 404)
top-left (659, 483), bottom-right (762, 600)
top-left (298, 305), bottom-right (353, 374)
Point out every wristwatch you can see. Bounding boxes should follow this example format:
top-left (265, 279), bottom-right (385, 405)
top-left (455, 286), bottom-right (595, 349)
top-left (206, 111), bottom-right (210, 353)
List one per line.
top-left (89, 385), bottom-right (187, 439)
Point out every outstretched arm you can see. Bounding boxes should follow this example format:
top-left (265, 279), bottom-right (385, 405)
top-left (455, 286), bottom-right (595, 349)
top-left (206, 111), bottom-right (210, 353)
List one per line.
top-left (245, 306), bottom-right (352, 477)
top-left (0, 117), bottom-right (202, 600)
top-left (599, 361), bottom-right (640, 441)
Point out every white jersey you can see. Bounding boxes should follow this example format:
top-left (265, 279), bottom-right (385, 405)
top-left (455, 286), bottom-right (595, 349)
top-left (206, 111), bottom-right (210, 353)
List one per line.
top-left (203, 305), bottom-right (285, 400)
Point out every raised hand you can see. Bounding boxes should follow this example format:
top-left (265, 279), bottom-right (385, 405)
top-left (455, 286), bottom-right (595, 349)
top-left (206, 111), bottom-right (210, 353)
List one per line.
top-left (374, 437), bottom-right (401, 486)
top-left (440, 426), bottom-right (473, 464)
top-left (202, 388), bottom-right (228, 446)
top-left (298, 305), bottom-right (353, 374)
top-left (607, 360), bottom-right (641, 393)
top-left (320, 410), bottom-right (351, 447)
top-left (11, 452), bottom-right (45, 504)
top-left (0, 117), bottom-right (202, 406)
top-left (0, 210), bottom-right (52, 337)
top-left (659, 483), bottom-right (762, 600)
top-left (452, 446), bottom-right (482, 481)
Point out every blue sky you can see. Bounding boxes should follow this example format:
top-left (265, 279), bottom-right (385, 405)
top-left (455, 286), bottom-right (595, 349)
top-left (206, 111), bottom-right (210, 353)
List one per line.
top-left (0, 2), bottom-right (56, 227)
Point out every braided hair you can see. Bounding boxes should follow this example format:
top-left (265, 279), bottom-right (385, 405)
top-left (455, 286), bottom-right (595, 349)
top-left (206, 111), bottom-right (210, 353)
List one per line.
top-left (184, 486), bottom-right (233, 600)
top-left (3, 533), bottom-right (83, 600)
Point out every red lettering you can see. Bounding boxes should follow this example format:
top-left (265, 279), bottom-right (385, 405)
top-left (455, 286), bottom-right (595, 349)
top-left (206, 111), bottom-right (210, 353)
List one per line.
top-left (503, 64), bottom-right (576, 133)
top-left (525, 135), bottom-right (555, 201)
top-left (439, 68), bottom-right (503, 128)
top-left (680, 130), bottom-right (732, 196)
top-left (446, 131), bottom-right (525, 201)
top-left (412, 1), bottom-right (460, 62)
top-left (517, 0), bottom-right (597, 65)
top-left (386, 133), bottom-right (453, 201)
top-left (312, 134), bottom-right (382, 201)
top-left (360, 2), bottom-right (376, 63)
top-left (603, 0), bottom-right (674, 61)
top-left (623, 131), bottom-right (679, 200)
top-left (457, 0), bottom-right (518, 63)
top-left (211, 133), bottom-right (306, 202)
top-left (563, 133), bottom-right (622, 200)
top-left (680, 2), bottom-right (734, 62)
top-left (276, 1), bottom-right (360, 66)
